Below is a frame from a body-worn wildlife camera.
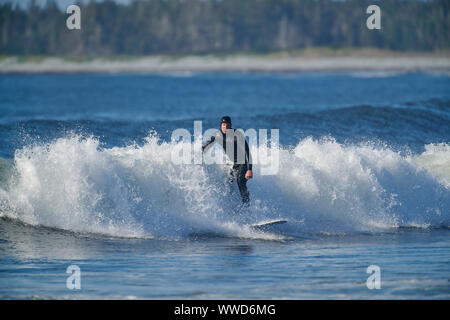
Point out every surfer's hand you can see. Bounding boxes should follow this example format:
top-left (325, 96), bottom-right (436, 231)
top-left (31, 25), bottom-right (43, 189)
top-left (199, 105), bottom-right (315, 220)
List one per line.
top-left (245, 170), bottom-right (253, 180)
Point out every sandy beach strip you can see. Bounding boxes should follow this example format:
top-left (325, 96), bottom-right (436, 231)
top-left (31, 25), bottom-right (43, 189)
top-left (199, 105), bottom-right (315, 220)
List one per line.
top-left (1, 51), bottom-right (450, 74)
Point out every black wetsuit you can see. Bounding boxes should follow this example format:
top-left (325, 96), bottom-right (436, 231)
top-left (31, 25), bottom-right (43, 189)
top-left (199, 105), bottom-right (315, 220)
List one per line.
top-left (202, 129), bottom-right (252, 203)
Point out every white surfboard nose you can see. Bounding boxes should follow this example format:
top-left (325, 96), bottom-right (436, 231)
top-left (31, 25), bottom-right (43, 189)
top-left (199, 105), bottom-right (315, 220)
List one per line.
top-left (250, 219), bottom-right (287, 231)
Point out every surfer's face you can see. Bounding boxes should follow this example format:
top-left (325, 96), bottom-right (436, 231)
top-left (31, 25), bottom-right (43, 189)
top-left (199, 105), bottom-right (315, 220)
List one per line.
top-left (221, 122), bottom-right (231, 134)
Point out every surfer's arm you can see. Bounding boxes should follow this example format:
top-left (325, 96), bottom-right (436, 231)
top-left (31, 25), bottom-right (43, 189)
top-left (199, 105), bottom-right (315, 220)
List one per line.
top-left (245, 146), bottom-right (253, 179)
top-left (202, 135), bottom-right (216, 153)
top-left (244, 139), bottom-right (253, 172)
top-left (243, 136), bottom-right (252, 179)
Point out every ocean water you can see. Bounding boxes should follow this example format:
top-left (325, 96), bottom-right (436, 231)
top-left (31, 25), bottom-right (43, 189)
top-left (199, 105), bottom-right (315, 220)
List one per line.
top-left (0, 71), bottom-right (449, 299)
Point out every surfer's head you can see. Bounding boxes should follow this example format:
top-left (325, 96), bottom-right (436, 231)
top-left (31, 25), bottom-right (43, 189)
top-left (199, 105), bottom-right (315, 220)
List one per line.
top-left (220, 116), bottom-right (232, 134)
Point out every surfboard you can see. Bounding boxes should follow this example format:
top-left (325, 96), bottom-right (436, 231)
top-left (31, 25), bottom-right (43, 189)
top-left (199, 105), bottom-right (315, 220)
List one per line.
top-left (250, 219), bottom-right (287, 231)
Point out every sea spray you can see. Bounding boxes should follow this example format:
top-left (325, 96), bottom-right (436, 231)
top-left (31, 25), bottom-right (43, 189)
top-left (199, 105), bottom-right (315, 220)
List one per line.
top-left (414, 143), bottom-right (450, 189)
top-left (0, 134), bottom-right (448, 239)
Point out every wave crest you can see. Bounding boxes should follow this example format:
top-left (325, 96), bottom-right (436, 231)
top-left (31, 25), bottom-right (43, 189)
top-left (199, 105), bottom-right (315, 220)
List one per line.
top-left (0, 134), bottom-right (448, 239)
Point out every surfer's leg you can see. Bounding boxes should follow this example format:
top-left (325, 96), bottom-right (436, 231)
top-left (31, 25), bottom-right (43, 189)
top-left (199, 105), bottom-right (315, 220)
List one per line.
top-left (236, 165), bottom-right (250, 204)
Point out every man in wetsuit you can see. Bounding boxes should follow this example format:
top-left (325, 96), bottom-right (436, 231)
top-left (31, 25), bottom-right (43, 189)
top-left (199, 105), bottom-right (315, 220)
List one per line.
top-left (202, 116), bottom-right (253, 204)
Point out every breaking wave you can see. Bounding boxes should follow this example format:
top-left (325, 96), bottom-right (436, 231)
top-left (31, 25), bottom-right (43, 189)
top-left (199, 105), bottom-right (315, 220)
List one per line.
top-left (0, 134), bottom-right (448, 239)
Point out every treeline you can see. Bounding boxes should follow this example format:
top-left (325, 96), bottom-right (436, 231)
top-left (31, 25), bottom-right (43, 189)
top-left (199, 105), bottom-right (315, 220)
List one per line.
top-left (0, 0), bottom-right (449, 56)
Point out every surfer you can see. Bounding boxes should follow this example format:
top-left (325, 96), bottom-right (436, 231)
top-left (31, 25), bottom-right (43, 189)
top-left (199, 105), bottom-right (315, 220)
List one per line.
top-left (202, 116), bottom-right (253, 204)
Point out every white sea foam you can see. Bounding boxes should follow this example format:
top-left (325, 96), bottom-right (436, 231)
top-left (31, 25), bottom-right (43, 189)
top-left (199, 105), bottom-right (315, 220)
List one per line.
top-left (0, 134), bottom-right (448, 239)
top-left (414, 143), bottom-right (450, 189)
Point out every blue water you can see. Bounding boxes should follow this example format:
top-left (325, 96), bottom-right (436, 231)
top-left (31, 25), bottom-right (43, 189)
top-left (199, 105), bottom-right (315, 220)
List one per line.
top-left (0, 72), bottom-right (449, 299)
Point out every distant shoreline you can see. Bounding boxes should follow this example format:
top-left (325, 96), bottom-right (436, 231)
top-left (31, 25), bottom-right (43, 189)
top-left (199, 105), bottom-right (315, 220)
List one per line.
top-left (1, 49), bottom-right (450, 74)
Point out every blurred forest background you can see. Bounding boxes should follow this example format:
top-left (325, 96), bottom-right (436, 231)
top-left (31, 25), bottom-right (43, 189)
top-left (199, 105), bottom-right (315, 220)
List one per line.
top-left (0, 0), bottom-right (449, 56)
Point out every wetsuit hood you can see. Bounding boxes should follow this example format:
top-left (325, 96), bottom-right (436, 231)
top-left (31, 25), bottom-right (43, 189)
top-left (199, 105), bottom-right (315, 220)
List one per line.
top-left (221, 116), bottom-right (232, 126)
